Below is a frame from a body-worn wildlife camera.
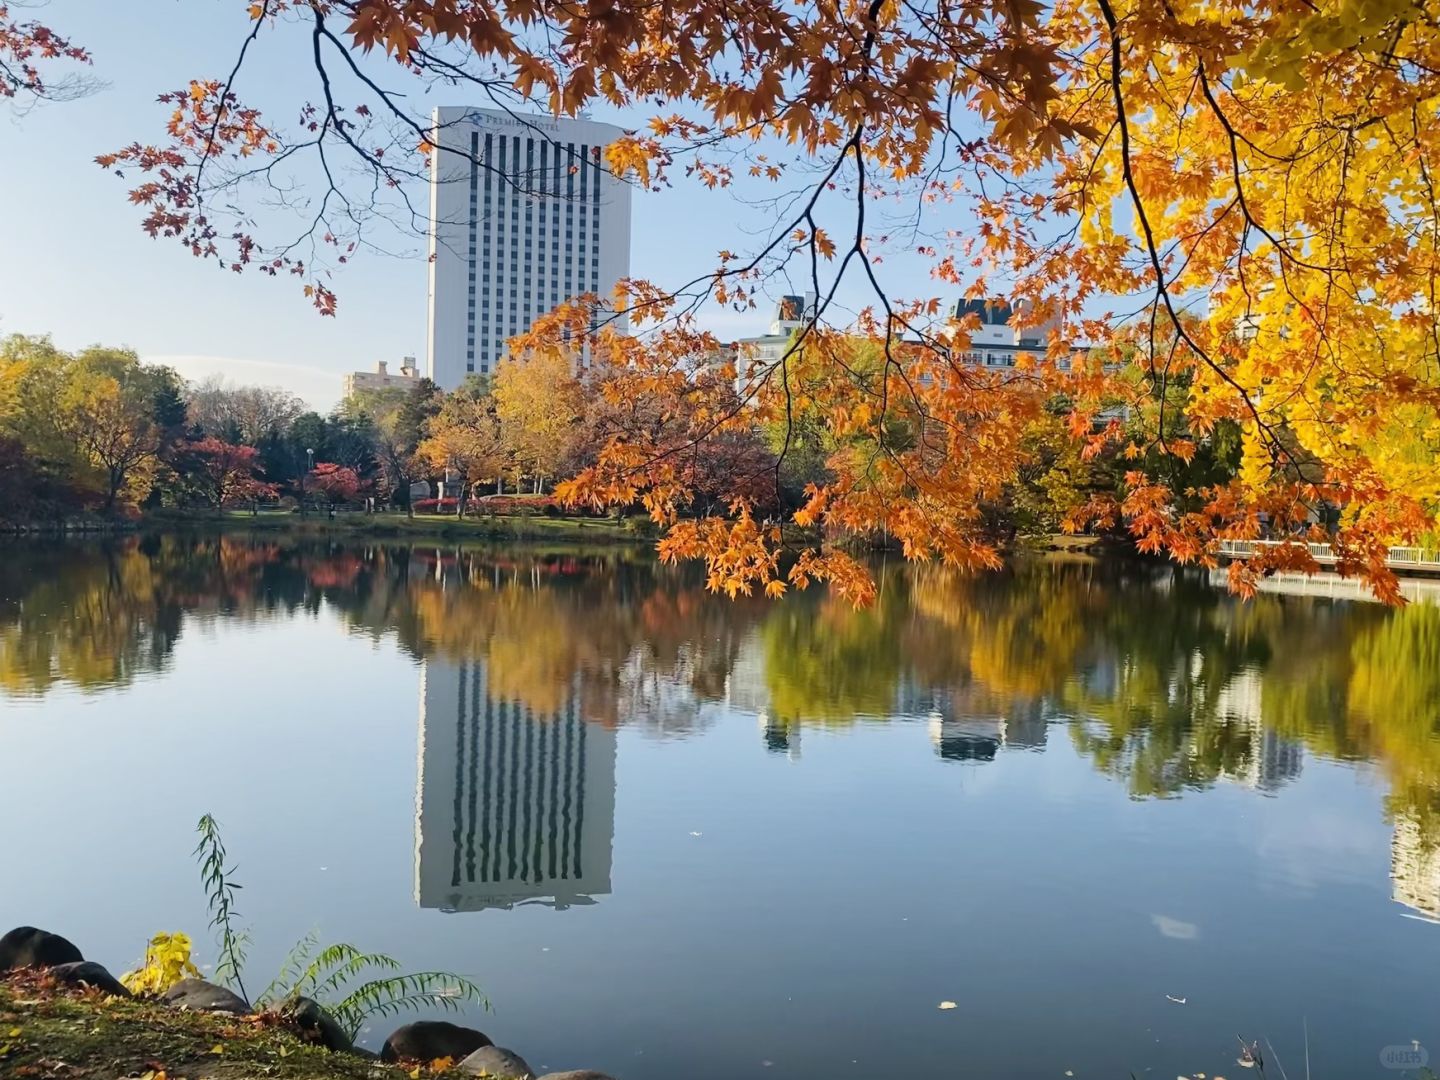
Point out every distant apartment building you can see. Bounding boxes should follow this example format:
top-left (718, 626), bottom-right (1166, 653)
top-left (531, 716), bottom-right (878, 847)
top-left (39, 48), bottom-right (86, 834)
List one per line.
top-left (414, 659), bottom-right (616, 912)
top-left (342, 357), bottom-right (421, 400)
top-left (733, 293), bottom-right (816, 397)
top-left (731, 294), bottom-right (1072, 399)
top-left (937, 298), bottom-right (1062, 369)
top-left (426, 106), bottom-right (634, 389)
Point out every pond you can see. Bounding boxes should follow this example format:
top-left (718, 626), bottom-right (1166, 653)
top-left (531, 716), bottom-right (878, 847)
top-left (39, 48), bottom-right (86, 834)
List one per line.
top-left (1, 535), bottom-right (1437, 1079)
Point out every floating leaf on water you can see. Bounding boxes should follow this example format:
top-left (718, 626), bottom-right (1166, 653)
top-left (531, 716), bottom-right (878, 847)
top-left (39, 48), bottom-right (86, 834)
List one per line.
top-left (938, 1001), bottom-right (957, 1010)
top-left (1165, 994), bottom-right (1187, 1004)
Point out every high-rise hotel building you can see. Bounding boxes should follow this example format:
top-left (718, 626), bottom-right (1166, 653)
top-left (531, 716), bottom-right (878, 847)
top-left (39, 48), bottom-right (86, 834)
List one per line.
top-left (425, 106), bottom-right (633, 389)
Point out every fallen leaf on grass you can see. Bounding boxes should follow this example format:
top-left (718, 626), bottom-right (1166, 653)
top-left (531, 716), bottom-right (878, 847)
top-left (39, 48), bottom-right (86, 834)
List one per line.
top-left (208, 1044), bottom-right (225, 1055)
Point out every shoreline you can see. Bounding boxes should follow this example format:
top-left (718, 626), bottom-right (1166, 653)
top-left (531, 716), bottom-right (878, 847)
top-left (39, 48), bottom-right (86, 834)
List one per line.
top-left (1, 973), bottom-right (390, 1080)
top-left (0, 510), bottom-right (652, 546)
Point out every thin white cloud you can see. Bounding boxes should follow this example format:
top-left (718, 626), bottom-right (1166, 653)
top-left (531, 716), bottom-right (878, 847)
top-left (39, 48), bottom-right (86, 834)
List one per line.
top-left (143, 353), bottom-right (343, 413)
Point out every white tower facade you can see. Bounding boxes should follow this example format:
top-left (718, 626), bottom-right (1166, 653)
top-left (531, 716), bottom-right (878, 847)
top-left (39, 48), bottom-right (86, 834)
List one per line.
top-left (425, 107), bottom-right (633, 388)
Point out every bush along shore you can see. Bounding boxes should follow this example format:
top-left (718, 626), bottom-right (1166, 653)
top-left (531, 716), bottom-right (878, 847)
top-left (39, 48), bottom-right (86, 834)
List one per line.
top-left (0, 926), bottom-right (612, 1080)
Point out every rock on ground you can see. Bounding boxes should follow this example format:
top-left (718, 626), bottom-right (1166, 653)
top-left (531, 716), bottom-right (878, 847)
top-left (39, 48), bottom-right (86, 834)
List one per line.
top-left (380, 1020), bottom-right (493, 1063)
top-left (160, 978), bottom-right (252, 1015)
top-left (0, 927), bottom-right (83, 973)
top-left (47, 961), bottom-right (130, 997)
top-left (459, 1045), bottom-right (535, 1078)
top-left (276, 995), bottom-right (351, 1052)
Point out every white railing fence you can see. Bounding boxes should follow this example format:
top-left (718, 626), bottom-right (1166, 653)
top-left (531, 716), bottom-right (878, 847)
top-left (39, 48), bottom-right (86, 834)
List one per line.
top-left (1216, 539), bottom-right (1440, 570)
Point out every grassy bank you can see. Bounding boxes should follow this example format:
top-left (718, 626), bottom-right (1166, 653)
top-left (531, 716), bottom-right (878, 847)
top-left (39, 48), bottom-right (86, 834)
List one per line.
top-left (0, 974), bottom-right (401, 1080)
top-left (143, 509), bottom-right (648, 545)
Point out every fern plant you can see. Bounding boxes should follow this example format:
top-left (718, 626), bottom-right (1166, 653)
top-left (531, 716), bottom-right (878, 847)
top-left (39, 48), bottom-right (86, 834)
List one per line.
top-left (258, 939), bottom-right (487, 1038)
top-left (189, 815), bottom-right (486, 1039)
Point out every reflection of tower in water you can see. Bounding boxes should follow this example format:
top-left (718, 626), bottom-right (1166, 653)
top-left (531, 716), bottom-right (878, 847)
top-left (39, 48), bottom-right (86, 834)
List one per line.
top-left (1391, 813), bottom-right (1440, 920)
top-left (415, 660), bottom-right (616, 912)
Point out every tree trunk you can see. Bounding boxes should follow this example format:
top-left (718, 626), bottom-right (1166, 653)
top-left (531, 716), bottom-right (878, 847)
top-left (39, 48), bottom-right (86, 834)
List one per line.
top-left (456, 484), bottom-right (467, 519)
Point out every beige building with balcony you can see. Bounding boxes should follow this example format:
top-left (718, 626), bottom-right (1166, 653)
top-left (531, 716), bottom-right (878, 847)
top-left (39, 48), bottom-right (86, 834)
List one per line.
top-left (342, 357), bottom-right (422, 400)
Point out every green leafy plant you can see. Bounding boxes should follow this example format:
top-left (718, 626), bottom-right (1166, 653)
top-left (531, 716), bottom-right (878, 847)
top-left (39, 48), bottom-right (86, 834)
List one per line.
top-left (257, 939), bottom-right (487, 1039)
top-left (194, 813), bottom-right (250, 1001)
top-left (187, 814), bottom-right (487, 1039)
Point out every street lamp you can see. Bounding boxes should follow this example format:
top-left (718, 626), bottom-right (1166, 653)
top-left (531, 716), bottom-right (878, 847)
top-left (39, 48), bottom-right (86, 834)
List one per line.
top-left (303, 447), bottom-right (314, 515)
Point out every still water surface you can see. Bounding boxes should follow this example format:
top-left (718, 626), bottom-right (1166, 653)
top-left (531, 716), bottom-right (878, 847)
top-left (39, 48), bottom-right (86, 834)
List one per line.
top-left (2, 536), bottom-right (1438, 1079)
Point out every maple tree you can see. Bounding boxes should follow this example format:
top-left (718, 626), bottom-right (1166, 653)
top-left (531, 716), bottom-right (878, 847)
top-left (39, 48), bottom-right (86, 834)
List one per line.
top-left (306, 461), bottom-right (362, 508)
top-left (187, 436), bottom-right (278, 510)
top-left (10, 0), bottom-right (1435, 599)
top-left (0, 1), bottom-right (91, 110)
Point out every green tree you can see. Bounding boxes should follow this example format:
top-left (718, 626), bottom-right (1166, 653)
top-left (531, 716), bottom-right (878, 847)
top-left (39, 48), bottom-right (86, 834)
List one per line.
top-left (343, 379), bottom-right (443, 513)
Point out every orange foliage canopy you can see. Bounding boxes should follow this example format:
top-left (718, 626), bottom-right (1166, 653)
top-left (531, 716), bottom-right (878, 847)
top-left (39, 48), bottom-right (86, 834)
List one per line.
top-left (11, 0), bottom-right (1440, 600)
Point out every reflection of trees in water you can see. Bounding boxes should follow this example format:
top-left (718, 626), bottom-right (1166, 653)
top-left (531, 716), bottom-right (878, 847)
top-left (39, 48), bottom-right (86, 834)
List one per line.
top-left (5, 538), bottom-right (1440, 849)
top-left (0, 535), bottom-right (312, 695)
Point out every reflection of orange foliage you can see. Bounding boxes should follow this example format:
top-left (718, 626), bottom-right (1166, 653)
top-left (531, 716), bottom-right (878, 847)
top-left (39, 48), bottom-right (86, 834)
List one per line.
top-left (305, 554), bottom-right (363, 590)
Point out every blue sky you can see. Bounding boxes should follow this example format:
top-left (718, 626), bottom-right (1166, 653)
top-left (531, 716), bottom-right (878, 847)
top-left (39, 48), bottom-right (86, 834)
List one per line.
top-left (0, 0), bottom-right (956, 410)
